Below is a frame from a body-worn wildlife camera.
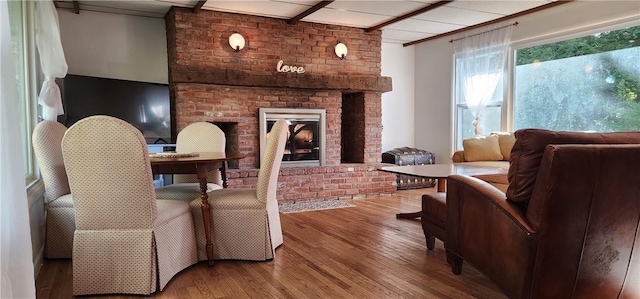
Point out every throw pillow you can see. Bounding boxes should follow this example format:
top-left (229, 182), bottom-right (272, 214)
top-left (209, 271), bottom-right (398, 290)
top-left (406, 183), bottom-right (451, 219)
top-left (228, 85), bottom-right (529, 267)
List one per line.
top-left (463, 135), bottom-right (503, 162)
top-left (490, 132), bottom-right (516, 160)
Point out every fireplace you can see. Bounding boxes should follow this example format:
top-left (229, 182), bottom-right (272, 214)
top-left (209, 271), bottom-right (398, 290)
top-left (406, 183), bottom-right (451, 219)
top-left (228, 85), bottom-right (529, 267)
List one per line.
top-left (166, 8), bottom-right (397, 202)
top-left (259, 108), bottom-right (326, 168)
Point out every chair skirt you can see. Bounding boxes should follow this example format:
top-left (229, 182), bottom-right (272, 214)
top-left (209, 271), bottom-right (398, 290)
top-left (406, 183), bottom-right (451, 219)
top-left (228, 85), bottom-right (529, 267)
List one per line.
top-left (45, 194), bottom-right (75, 258)
top-left (72, 202), bottom-right (197, 295)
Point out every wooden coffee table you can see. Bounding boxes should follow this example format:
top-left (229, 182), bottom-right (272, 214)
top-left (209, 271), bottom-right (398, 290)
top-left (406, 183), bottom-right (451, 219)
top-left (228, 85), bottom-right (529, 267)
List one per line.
top-left (379, 164), bottom-right (508, 219)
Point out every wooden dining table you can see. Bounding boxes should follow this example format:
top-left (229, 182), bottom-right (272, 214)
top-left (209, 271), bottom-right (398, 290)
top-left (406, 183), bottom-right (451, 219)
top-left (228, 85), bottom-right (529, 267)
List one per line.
top-left (149, 152), bottom-right (245, 266)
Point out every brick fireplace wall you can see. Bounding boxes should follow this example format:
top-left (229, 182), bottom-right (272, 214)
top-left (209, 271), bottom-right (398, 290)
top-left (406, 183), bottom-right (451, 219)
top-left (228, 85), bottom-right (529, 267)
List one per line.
top-left (165, 8), bottom-right (396, 202)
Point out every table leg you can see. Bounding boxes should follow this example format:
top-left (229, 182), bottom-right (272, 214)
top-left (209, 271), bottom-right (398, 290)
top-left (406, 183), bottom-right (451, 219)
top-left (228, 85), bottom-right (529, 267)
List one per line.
top-left (196, 164), bottom-right (215, 266)
top-left (220, 161), bottom-right (228, 188)
top-left (437, 178), bottom-right (446, 192)
top-left (396, 211), bottom-right (421, 219)
top-left (396, 178), bottom-right (444, 219)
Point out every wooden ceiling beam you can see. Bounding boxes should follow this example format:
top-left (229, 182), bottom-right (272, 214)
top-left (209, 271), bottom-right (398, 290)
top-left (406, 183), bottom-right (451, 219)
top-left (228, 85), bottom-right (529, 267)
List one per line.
top-left (193, 0), bottom-right (206, 13)
top-left (403, 0), bottom-right (574, 47)
top-left (366, 0), bottom-right (453, 33)
top-left (288, 0), bottom-right (334, 25)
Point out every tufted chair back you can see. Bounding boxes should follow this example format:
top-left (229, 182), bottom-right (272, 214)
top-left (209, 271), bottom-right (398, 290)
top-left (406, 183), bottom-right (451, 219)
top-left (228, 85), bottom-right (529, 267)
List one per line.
top-left (33, 120), bottom-right (75, 258)
top-left (33, 120), bottom-right (70, 203)
top-left (174, 122), bottom-right (225, 185)
top-left (257, 119), bottom-right (288, 204)
top-left (63, 115), bottom-right (156, 230)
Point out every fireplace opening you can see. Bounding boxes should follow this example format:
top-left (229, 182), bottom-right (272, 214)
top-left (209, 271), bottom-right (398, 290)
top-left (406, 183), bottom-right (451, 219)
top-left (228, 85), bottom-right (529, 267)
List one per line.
top-left (341, 92), bottom-right (365, 163)
top-left (208, 121), bottom-right (239, 169)
top-left (259, 108), bottom-right (326, 168)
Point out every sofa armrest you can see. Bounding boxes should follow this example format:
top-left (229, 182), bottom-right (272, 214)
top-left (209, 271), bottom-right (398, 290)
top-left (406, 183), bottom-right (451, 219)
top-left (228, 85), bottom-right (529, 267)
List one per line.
top-left (446, 175), bottom-right (538, 299)
top-left (451, 151), bottom-right (465, 163)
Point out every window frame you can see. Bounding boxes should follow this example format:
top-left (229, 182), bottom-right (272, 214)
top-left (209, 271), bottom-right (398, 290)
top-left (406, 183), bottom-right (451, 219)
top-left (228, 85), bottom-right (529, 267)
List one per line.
top-left (11, 0), bottom-right (40, 187)
top-left (453, 48), bottom-right (510, 151)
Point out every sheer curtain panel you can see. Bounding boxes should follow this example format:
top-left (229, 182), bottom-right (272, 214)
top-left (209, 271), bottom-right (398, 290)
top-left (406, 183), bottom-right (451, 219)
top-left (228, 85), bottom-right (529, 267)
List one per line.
top-left (35, 0), bottom-right (67, 121)
top-left (454, 24), bottom-right (513, 135)
top-left (0, 2), bottom-right (36, 298)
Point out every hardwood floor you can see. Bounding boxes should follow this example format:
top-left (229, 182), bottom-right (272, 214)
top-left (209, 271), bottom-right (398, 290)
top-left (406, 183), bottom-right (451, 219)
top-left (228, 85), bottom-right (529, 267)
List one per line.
top-left (36, 189), bottom-right (506, 299)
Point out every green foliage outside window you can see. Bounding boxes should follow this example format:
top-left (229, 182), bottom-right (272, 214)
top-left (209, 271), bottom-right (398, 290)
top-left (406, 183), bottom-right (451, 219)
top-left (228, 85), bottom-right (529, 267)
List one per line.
top-left (516, 26), bottom-right (640, 66)
top-left (514, 25), bottom-right (640, 132)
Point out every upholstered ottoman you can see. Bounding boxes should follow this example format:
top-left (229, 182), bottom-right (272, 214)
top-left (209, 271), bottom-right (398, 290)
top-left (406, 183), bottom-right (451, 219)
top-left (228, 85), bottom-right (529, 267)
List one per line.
top-left (421, 192), bottom-right (447, 250)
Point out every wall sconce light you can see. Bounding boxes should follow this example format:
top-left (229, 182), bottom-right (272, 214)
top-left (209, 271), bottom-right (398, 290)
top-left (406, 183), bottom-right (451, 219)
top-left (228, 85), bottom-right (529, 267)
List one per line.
top-left (229, 33), bottom-right (245, 52)
top-left (334, 42), bottom-right (347, 60)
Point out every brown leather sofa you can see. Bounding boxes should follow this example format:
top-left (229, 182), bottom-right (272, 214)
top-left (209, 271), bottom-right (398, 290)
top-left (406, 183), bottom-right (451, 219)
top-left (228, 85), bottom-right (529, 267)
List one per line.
top-left (445, 129), bottom-right (640, 299)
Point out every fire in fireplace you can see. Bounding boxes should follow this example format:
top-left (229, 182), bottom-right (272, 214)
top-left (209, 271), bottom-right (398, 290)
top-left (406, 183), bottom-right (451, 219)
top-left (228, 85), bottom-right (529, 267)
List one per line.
top-left (259, 108), bottom-right (326, 168)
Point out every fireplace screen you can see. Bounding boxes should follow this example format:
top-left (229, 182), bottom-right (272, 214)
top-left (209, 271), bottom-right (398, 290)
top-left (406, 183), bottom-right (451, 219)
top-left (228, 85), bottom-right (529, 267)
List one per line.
top-left (259, 108), bottom-right (326, 167)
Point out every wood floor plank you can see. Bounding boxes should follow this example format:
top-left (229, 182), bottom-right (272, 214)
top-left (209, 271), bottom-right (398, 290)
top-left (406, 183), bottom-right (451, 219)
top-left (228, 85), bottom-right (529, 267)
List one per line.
top-left (35, 189), bottom-right (506, 299)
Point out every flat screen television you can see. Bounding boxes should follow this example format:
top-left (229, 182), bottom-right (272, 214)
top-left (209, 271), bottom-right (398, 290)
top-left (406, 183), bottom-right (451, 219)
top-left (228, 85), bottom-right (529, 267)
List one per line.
top-left (61, 74), bottom-right (172, 144)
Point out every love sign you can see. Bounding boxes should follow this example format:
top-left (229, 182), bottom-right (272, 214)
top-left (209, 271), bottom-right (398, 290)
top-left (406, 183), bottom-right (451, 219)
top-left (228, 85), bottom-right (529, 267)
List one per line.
top-left (277, 60), bottom-right (305, 74)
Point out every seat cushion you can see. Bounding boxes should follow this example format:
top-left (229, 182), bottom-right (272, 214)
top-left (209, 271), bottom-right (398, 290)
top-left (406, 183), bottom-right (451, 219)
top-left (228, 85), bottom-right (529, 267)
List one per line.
top-left (155, 183), bottom-right (221, 203)
top-left (208, 188), bottom-right (263, 210)
top-left (454, 161), bottom-right (509, 169)
top-left (421, 192), bottom-right (447, 225)
top-left (156, 200), bottom-right (191, 226)
top-left (47, 193), bottom-right (74, 208)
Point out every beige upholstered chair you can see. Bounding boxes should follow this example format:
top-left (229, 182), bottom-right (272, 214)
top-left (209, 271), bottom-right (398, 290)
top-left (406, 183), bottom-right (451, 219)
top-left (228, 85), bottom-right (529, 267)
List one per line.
top-left (155, 122), bottom-right (225, 201)
top-left (62, 115), bottom-right (197, 295)
top-left (32, 120), bottom-right (75, 259)
top-left (191, 119), bottom-right (288, 261)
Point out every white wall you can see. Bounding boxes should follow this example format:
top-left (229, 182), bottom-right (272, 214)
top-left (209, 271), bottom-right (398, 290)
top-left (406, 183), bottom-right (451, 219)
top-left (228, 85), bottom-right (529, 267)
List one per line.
top-left (413, 1), bottom-right (640, 163)
top-left (57, 10), bottom-right (168, 84)
top-left (381, 42), bottom-right (415, 152)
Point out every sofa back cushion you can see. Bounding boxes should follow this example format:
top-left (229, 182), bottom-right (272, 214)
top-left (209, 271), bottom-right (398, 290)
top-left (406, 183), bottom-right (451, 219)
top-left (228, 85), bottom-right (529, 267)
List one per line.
top-left (491, 132), bottom-right (516, 160)
top-left (462, 135), bottom-right (503, 162)
top-left (506, 129), bottom-right (640, 207)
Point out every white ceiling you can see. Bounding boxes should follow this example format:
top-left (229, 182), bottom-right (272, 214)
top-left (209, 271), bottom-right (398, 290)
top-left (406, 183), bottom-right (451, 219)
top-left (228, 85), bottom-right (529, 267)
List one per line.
top-left (55, 0), bottom-right (554, 44)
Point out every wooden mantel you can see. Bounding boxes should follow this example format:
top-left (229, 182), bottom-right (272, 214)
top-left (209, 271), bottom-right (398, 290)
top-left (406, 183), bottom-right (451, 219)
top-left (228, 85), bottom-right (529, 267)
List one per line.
top-left (170, 66), bottom-right (393, 93)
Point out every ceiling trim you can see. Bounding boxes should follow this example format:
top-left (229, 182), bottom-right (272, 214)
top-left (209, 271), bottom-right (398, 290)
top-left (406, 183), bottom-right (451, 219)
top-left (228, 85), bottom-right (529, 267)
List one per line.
top-left (403, 0), bottom-right (574, 47)
top-left (287, 0), bottom-right (334, 25)
top-left (193, 1), bottom-right (206, 13)
top-left (366, 0), bottom-right (453, 33)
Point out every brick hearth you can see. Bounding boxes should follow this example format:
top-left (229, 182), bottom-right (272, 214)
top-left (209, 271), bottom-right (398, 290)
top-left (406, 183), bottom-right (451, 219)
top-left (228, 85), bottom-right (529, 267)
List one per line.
top-left (165, 8), bottom-right (396, 202)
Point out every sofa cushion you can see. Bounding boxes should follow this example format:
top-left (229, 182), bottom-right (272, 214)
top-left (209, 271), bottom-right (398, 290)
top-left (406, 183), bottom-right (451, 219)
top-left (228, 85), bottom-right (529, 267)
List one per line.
top-left (462, 135), bottom-right (503, 162)
top-left (454, 160), bottom-right (509, 169)
top-left (506, 129), bottom-right (640, 207)
top-left (491, 132), bottom-right (516, 160)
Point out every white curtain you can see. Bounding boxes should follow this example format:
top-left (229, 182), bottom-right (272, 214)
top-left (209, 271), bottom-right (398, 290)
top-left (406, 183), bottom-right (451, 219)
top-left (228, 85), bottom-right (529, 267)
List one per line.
top-left (454, 24), bottom-right (513, 135)
top-left (0, 2), bottom-right (36, 298)
top-left (35, 0), bottom-right (67, 121)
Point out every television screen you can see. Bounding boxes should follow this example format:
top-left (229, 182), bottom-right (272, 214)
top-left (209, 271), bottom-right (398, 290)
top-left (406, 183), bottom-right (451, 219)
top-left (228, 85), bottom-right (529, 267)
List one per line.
top-left (61, 74), bottom-right (172, 144)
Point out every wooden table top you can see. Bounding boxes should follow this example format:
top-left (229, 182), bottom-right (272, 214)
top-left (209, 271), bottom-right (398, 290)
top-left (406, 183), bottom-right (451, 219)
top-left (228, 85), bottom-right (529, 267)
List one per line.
top-left (379, 164), bottom-right (507, 179)
top-left (149, 152), bottom-right (245, 165)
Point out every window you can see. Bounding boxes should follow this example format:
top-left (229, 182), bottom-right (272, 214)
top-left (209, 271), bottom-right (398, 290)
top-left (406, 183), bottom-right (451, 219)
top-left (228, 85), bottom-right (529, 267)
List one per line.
top-left (455, 69), bottom-right (504, 149)
top-left (8, 0), bottom-right (38, 184)
top-left (454, 50), bottom-right (508, 150)
top-left (513, 25), bottom-right (640, 132)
